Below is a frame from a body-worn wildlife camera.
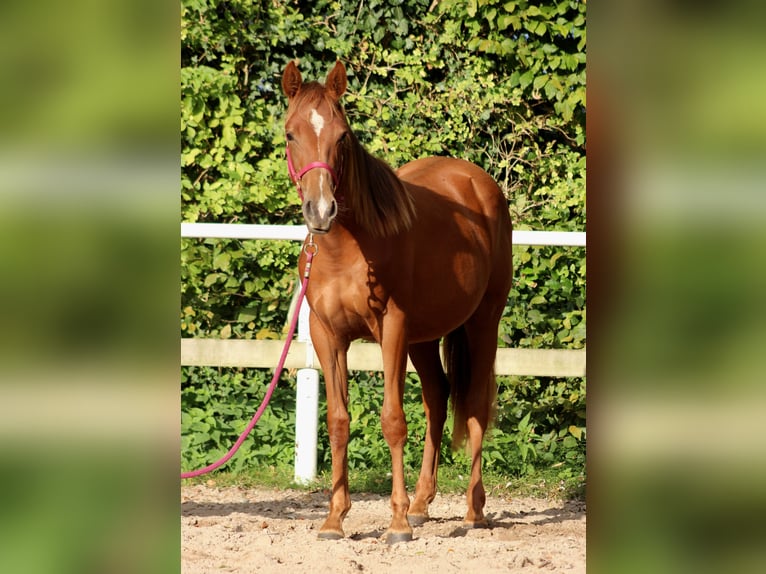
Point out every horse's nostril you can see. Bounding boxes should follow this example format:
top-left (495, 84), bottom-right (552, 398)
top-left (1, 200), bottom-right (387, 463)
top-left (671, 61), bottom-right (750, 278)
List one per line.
top-left (329, 199), bottom-right (338, 219)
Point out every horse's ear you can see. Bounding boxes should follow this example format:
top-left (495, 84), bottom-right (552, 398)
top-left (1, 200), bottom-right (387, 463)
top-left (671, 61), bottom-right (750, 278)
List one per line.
top-left (282, 61), bottom-right (302, 99)
top-left (325, 61), bottom-right (347, 100)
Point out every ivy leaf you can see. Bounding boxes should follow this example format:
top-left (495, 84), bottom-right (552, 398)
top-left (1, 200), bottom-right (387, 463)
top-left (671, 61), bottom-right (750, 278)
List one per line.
top-left (519, 70), bottom-right (534, 90)
top-left (213, 252), bottom-right (230, 271)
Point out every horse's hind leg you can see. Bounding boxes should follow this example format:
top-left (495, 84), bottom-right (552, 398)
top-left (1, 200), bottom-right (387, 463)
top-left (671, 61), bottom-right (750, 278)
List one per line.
top-left (407, 340), bottom-right (450, 525)
top-left (461, 306), bottom-right (504, 528)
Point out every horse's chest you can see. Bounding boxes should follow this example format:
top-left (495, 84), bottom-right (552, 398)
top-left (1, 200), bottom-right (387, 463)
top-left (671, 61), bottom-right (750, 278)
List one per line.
top-left (307, 267), bottom-right (396, 339)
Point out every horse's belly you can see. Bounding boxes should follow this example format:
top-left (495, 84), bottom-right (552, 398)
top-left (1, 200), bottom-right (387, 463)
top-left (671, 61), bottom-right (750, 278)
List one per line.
top-left (404, 267), bottom-right (489, 343)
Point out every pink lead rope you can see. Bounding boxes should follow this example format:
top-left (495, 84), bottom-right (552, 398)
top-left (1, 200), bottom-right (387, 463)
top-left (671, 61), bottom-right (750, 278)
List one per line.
top-left (181, 242), bottom-right (316, 479)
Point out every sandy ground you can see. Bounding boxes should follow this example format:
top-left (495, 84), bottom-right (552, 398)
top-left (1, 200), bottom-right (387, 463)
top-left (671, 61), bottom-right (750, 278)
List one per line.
top-left (181, 484), bottom-right (585, 573)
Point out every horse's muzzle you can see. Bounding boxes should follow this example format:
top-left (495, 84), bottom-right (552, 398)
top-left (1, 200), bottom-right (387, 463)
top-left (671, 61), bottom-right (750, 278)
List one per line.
top-left (302, 197), bottom-right (338, 234)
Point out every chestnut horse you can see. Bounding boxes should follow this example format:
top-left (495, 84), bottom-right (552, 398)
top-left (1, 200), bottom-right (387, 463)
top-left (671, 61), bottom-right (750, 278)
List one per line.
top-left (282, 61), bottom-right (513, 543)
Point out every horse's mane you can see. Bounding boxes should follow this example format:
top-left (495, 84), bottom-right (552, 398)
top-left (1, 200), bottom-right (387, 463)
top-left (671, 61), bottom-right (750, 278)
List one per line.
top-left (287, 83), bottom-right (416, 237)
top-left (341, 131), bottom-right (416, 237)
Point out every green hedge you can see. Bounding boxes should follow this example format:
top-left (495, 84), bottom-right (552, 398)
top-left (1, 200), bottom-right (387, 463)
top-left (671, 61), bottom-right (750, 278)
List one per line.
top-left (182, 367), bottom-right (585, 485)
top-left (181, 0), bottom-right (586, 482)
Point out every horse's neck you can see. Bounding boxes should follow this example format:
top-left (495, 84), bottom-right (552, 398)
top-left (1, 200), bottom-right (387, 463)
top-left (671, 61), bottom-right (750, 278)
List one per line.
top-left (320, 219), bottom-right (360, 250)
top-left (317, 218), bottom-right (381, 264)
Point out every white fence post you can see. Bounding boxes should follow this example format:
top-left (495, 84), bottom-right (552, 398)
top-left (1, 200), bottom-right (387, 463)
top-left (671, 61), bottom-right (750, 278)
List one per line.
top-left (294, 298), bottom-right (319, 484)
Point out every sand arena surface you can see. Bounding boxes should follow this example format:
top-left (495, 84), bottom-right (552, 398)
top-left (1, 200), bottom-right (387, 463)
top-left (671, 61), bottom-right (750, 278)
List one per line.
top-left (182, 485), bottom-right (585, 573)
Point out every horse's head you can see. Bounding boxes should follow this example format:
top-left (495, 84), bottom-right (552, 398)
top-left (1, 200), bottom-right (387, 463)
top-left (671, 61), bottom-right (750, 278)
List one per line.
top-left (282, 61), bottom-right (350, 234)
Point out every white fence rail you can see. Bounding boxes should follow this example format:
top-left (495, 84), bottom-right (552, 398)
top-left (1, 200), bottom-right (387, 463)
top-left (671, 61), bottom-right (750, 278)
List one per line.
top-left (181, 223), bottom-right (586, 482)
top-left (181, 222), bottom-right (587, 246)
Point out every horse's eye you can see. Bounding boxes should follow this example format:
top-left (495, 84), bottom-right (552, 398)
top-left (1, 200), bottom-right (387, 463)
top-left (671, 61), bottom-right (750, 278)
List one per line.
top-left (337, 132), bottom-right (348, 145)
top-left (286, 132), bottom-right (295, 142)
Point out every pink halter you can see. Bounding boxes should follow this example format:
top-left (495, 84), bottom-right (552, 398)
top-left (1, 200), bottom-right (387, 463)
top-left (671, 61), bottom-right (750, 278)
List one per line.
top-left (286, 144), bottom-right (341, 201)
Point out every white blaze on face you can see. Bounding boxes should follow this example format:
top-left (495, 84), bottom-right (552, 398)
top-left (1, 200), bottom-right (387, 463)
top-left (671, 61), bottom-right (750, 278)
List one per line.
top-left (309, 108), bottom-right (325, 138)
top-left (309, 108), bottom-right (333, 217)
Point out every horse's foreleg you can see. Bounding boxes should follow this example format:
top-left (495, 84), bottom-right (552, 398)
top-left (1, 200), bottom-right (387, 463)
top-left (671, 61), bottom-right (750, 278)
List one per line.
top-left (407, 340), bottom-right (449, 525)
top-left (311, 316), bottom-right (351, 540)
top-left (379, 318), bottom-right (412, 543)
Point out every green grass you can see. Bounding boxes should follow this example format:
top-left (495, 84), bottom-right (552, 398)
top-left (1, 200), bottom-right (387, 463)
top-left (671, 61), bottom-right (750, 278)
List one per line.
top-left (183, 462), bottom-right (585, 501)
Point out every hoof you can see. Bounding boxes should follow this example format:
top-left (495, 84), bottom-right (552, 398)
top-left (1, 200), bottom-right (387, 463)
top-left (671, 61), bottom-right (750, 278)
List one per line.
top-left (317, 529), bottom-right (344, 540)
top-left (407, 514), bottom-right (429, 527)
top-left (385, 531), bottom-right (413, 544)
top-left (463, 519), bottom-right (489, 529)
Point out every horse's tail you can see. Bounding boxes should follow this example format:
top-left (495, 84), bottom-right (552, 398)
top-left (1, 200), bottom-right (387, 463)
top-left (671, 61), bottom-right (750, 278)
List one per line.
top-left (444, 325), bottom-right (497, 449)
top-left (442, 326), bottom-right (468, 449)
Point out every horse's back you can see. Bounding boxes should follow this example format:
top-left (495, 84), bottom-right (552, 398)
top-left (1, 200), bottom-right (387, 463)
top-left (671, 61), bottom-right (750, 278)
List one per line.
top-left (398, 156), bottom-right (509, 224)
top-left (398, 156), bottom-right (511, 250)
